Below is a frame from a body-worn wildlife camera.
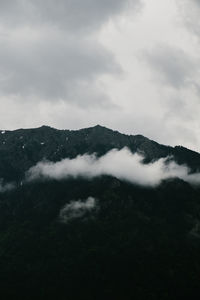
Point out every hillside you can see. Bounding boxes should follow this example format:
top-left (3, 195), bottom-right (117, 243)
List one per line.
top-left (0, 125), bottom-right (200, 299)
top-left (0, 124), bottom-right (200, 181)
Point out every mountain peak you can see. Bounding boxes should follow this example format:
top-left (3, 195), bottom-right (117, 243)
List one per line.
top-left (0, 124), bottom-right (199, 183)
top-left (84, 124), bottom-right (112, 131)
top-left (38, 125), bottom-right (56, 130)
top-left (94, 124), bottom-right (104, 128)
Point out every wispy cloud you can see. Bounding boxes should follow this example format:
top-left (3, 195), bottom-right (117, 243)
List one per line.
top-left (26, 148), bottom-right (200, 187)
top-left (59, 197), bottom-right (96, 223)
top-left (0, 179), bottom-right (15, 193)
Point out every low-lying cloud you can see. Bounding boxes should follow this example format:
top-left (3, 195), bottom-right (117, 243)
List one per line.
top-left (0, 179), bottom-right (15, 193)
top-left (26, 147), bottom-right (200, 187)
top-left (59, 197), bottom-right (96, 223)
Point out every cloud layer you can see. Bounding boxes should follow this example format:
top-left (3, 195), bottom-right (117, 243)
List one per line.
top-left (26, 148), bottom-right (200, 187)
top-left (0, 0), bottom-right (136, 30)
top-left (142, 44), bottom-right (198, 89)
top-left (0, 30), bottom-right (118, 106)
top-left (0, 0), bottom-right (139, 107)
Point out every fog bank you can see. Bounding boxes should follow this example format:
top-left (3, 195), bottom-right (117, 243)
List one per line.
top-left (26, 148), bottom-right (200, 187)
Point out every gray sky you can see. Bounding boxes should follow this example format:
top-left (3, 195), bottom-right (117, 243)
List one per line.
top-left (0, 0), bottom-right (199, 151)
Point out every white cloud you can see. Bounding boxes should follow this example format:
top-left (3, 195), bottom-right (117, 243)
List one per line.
top-left (26, 148), bottom-right (200, 187)
top-left (59, 197), bottom-right (96, 223)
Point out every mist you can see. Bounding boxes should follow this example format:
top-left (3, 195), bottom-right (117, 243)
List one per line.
top-left (59, 197), bottom-right (97, 223)
top-left (0, 179), bottom-right (15, 193)
top-left (26, 147), bottom-right (200, 187)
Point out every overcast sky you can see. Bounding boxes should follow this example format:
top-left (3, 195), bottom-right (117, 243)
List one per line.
top-left (0, 0), bottom-right (199, 151)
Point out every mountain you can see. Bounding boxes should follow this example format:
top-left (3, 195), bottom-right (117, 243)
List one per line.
top-left (0, 125), bottom-right (200, 300)
top-left (0, 124), bottom-right (200, 181)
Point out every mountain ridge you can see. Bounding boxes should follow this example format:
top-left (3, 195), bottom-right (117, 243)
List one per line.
top-left (0, 124), bottom-right (200, 182)
top-left (1, 124), bottom-right (199, 153)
